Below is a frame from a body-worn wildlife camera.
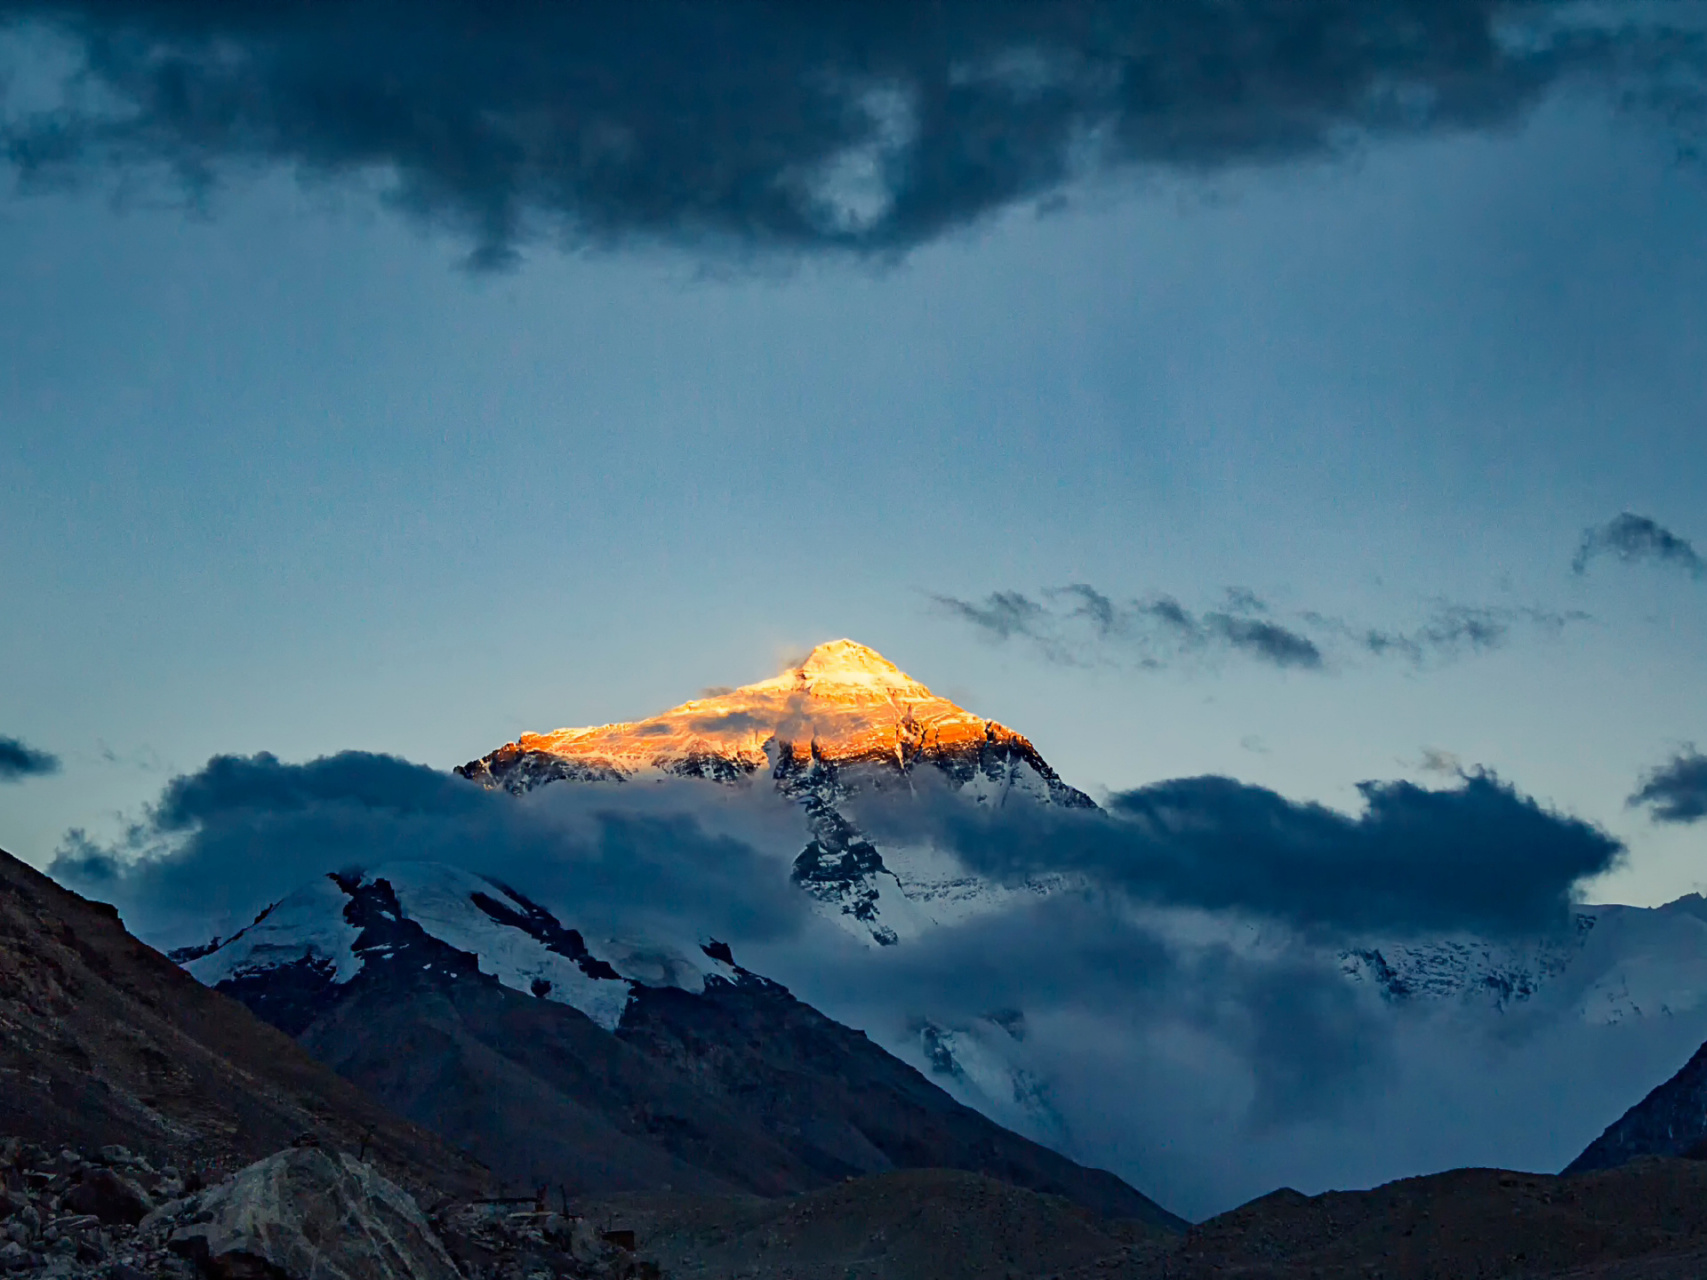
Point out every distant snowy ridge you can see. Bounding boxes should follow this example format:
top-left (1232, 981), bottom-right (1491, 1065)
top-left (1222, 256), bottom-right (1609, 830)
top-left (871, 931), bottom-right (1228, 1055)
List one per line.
top-left (1339, 895), bottom-right (1707, 1024)
top-left (184, 860), bottom-right (734, 1031)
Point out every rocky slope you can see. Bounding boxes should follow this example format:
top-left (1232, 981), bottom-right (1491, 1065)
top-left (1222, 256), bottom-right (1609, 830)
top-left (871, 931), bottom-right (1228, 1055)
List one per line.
top-left (180, 862), bottom-right (1181, 1229)
top-left (0, 1138), bottom-right (650, 1280)
top-left (0, 847), bottom-right (485, 1200)
top-left (1567, 1036), bottom-right (1707, 1173)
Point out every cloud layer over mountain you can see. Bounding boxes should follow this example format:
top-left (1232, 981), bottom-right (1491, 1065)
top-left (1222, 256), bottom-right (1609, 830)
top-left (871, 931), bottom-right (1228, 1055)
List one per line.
top-left (50, 750), bottom-right (807, 947)
top-left (2, 0), bottom-right (1701, 265)
top-left (42, 746), bottom-right (1662, 1217)
top-left (853, 769), bottom-right (1621, 937)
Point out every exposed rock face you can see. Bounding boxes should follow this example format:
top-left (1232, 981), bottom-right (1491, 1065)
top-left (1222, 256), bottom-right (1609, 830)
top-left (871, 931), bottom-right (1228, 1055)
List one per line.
top-left (615, 969), bottom-right (1183, 1230)
top-left (148, 1146), bottom-right (459, 1280)
top-left (1568, 1038), bottom-right (1707, 1173)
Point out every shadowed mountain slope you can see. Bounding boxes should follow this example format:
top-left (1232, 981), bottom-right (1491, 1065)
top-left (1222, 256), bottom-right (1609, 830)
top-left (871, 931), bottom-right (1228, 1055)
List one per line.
top-left (1568, 1037), bottom-right (1707, 1173)
top-left (192, 866), bottom-right (1182, 1227)
top-left (0, 847), bottom-right (486, 1197)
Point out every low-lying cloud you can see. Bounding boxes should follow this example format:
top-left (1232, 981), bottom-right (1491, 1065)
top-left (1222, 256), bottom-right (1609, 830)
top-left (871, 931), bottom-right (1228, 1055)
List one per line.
top-left (854, 769), bottom-right (1621, 938)
top-left (51, 750), bottom-right (806, 948)
top-left (933, 583), bottom-right (1582, 673)
top-left (1628, 747), bottom-right (1707, 824)
top-left (1572, 513), bottom-right (1706, 580)
top-left (0, 0), bottom-right (1701, 265)
top-left (0, 734), bottom-right (60, 781)
top-left (43, 741), bottom-right (1662, 1220)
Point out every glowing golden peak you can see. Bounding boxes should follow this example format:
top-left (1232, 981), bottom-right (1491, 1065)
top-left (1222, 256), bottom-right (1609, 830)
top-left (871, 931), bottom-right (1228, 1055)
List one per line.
top-left (797, 640), bottom-right (902, 680)
top-left (492, 640), bottom-right (1021, 772)
top-left (741, 640), bottom-right (929, 700)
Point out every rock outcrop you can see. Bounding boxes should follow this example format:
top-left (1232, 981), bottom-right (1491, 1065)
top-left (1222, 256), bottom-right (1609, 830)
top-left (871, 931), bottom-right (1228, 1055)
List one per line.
top-left (146, 1145), bottom-right (459, 1280)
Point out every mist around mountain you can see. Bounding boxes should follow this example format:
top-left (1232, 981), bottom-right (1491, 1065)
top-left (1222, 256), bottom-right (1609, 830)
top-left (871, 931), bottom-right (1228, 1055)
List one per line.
top-left (47, 641), bottom-right (1707, 1219)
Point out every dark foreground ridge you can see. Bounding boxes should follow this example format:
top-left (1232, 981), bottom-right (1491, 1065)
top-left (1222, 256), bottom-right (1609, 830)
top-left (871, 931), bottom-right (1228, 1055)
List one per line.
top-left (0, 1137), bottom-right (652, 1280)
top-left (0, 848), bottom-right (485, 1200)
top-left (1568, 1037), bottom-right (1707, 1173)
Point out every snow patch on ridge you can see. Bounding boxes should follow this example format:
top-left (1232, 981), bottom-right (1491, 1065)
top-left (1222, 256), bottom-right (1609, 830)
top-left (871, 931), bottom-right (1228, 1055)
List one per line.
top-left (180, 861), bottom-right (742, 1032)
top-left (187, 875), bottom-right (362, 988)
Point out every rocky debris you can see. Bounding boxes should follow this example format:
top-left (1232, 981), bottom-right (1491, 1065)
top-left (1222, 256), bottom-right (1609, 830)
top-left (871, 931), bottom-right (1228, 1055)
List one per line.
top-left (0, 1139), bottom-right (662, 1280)
top-left (573, 1167), bottom-right (1163, 1280)
top-left (0, 1137), bottom-right (196, 1278)
top-left (143, 1145), bottom-right (459, 1280)
top-left (433, 1203), bottom-right (660, 1280)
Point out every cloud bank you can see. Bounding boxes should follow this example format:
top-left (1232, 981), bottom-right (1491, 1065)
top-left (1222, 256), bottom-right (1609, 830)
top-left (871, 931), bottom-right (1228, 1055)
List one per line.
top-left (0, 734), bottom-right (59, 780)
top-left (1, 0), bottom-right (1701, 265)
top-left (854, 769), bottom-right (1621, 938)
top-left (1628, 747), bottom-right (1707, 824)
top-left (932, 583), bottom-right (1582, 672)
top-left (1572, 513), bottom-right (1706, 580)
top-left (45, 744), bottom-right (1659, 1218)
top-left (51, 750), bottom-right (805, 947)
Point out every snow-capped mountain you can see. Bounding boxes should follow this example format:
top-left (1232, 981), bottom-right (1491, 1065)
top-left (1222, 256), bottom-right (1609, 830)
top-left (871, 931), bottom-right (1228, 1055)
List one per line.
top-left (173, 858), bottom-right (1179, 1224)
top-left (1339, 895), bottom-right (1707, 1025)
top-left (182, 861), bottom-right (699, 1032)
top-left (458, 639), bottom-right (1092, 946)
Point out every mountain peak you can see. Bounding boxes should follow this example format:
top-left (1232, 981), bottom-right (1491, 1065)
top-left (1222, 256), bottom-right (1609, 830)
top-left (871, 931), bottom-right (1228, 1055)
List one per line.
top-left (745, 639), bottom-right (927, 701)
top-left (795, 640), bottom-right (904, 681)
top-left (458, 639), bottom-right (1082, 793)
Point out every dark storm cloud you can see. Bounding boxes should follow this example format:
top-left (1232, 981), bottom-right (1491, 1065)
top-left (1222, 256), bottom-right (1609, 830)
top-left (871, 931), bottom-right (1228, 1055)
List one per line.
top-left (1, 0), bottom-right (1699, 265)
top-left (933, 584), bottom-right (1578, 672)
top-left (0, 734), bottom-right (60, 780)
top-left (50, 750), bottom-right (804, 944)
top-left (854, 769), bottom-right (1621, 936)
top-left (1628, 747), bottom-right (1707, 824)
top-left (1572, 513), bottom-right (1706, 579)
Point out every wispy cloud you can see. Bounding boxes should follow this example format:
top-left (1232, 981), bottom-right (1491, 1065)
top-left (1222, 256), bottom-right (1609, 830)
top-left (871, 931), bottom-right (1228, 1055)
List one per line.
top-left (932, 584), bottom-right (1582, 673)
top-left (0, 734), bottom-right (60, 781)
top-left (1572, 513), bottom-right (1705, 580)
top-left (1628, 747), bottom-right (1707, 824)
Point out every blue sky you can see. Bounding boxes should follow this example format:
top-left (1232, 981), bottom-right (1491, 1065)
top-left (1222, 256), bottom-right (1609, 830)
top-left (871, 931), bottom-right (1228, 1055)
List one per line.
top-left (3, 1), bottom-right (1707, 909)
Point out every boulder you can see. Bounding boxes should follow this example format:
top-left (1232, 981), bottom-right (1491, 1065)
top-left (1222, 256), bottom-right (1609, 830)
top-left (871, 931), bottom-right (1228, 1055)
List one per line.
top-left (65, 1168), bottom-right (153, 1225)
top-left (147, 1147), bottom-right (458, 1280)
